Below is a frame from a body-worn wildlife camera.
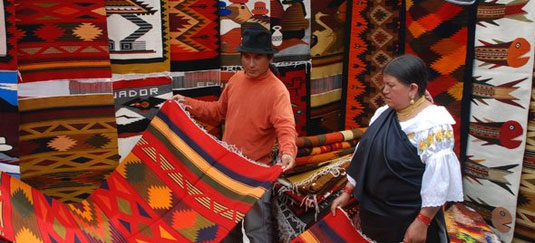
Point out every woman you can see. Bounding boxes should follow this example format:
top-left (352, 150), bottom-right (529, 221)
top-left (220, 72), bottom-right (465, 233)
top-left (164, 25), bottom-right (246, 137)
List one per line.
top-left (331, 54), bottom-right (463, 243)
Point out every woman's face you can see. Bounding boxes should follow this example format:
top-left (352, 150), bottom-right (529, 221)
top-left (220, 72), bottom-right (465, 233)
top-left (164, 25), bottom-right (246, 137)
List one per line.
top-left (382, 73), bottom-right (414, 111)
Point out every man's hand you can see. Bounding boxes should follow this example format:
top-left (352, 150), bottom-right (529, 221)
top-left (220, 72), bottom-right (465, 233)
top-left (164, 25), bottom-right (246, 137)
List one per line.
top-left (171, 94), bottom-right (185, 102)
top-left (281, 154), bottom-right (295, 172)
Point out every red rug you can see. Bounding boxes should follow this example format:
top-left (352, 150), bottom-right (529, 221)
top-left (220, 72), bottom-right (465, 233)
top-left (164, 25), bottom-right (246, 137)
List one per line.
top-left (0, 0), bottom-right (17, 70)
top-left (276, 62), bottom-right (310, 136)
top-left (16, 0), bottom-right (111, 82)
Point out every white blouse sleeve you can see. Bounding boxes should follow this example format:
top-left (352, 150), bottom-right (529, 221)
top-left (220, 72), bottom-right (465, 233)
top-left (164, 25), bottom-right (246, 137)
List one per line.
top-left (413, 124), bottom-right (464, 207)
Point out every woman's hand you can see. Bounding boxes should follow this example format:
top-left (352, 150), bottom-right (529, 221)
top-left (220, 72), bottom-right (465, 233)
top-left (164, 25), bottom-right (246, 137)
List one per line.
top-left (330, 192), bottom-right (351, 216)
top-left (281, 154), bottom-right (295, 172)
top-left (403, 218), bottom-right (428, 243)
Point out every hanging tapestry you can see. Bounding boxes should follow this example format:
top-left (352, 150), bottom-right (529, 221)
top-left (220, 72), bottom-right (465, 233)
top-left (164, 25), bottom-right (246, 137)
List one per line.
top-left (113, 76), bottom-right (172, 161)
top-left (344, 0), bottom-right (402, 129)
top-left (445, 203), bottom-right (501, 243)
top-left (275, 61), bottom-right (310, 136)
top-left (309, 74), bottom-right (344, 135)
top-left (405, 0), bottom-right (476, 155)
top-left (0, 72), bottom-right (19, 177)
top-left (169, 0), bottom-right (220, 71)
top-left (291, 208), bottom-right (370, 243)
top-left (16, 0), bottom-right (111, 82)
top-left (173, 85), bottom-right (222, 139)
top-left (18, 80), bottom-right (112, 98)
top-left (220, 0), bottom-right (270, 66)
top-left (0, 101), bottom-right (281, 243)
top-left (271, 0), bottom-right (311, 62)
top-left (171, 69), bottom-right (221, 89)
top-left (18, 94), bottom-right (119, 203)
top-left (514, 74), bottom-right (535, 241)
top-left (463, 1), bottom-right (535, 241)
top-left (0, 0), bottom-right (17, 70)
top-left (106, 0), bottom-right (170, 74)
top-left (310, 0), bottom-right (347, 79)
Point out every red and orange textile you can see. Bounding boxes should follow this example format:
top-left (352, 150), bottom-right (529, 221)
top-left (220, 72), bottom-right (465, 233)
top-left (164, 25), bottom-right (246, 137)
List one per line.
top-left (445, 203), bottom-right (500, 243)
top-left (18, 95), bottom-right (119, 203)
top-left (405, 0), bottom-right (474, 154)
top-left (0, 0), bottom-right (17, 70)
top-left (169, 0), bottom-right (220, 71)
top-left (0, 101), bottom-right (280, 242)
top-left (291, 208), bottom-right (370, 243)
top-left (344, 0), bottom-right (402, 129)
top-left (16, 0), bottom-right (111, 82)
top-left (297, 139), bottom-right (358, 157)
top-left (277, 62), bottom-right (310, 136)
top-left (296, 128), bottom-right (365, 148)
top-left (295, 148), bottom-right (354, 166)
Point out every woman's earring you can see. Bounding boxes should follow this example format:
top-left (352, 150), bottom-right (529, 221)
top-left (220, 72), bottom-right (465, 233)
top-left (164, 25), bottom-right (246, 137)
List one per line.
top-left (410, 96), bottom-right (415, 105)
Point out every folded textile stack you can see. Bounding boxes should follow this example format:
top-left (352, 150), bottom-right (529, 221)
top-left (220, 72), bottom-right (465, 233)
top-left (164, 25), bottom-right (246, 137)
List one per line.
top-left (274, 129), bottom-right (365, 242)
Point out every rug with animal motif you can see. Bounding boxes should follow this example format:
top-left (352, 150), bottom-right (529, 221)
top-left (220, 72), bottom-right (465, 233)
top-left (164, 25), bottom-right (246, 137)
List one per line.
top-left (271, 0), bottom-right (311, 62)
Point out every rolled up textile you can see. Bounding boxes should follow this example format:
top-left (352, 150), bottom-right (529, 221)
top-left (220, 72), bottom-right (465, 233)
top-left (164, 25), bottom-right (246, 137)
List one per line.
top-left (295, 147), bottom-right (355, 166)
top-left (297, 139), bottom-right (358, 157)
top-left (296, 128), bottom-right (366, 148)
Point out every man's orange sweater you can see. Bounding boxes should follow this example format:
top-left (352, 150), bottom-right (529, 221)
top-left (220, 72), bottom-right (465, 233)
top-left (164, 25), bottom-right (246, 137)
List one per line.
top-left (184, 70), bottom-right (297, 164)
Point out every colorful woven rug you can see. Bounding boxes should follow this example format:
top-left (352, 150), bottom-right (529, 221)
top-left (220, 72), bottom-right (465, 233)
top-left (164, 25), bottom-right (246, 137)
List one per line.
top-left (18, 94), bottom-right (119, 203)
top-left (169, 0), bottom-right (220, 71)
top-left (290, 208), bottom-right (370, 243)
top-left (18, 80), bottom-right (112, 98)
top-left (296, 128), bottom-right (364, 148)
top-left (0, 100), bottom-right (280, 243)
top-left (0, 0), bottom-right (17, 70)
top-left (106, 0), bottom-right (170, 74)
top-left (405, 0), bottom-right (476, 155)
top-left (310, 0), bottom-right (347, 79)
top-left (113, 76), bottom-right (173, 161)
top-left (463, 1), bottom-right (535, 242)
top-left (271, 0), bottom-right (311, 62)
top-left (220, 0), bottom-right (270, 66)
top-left (297, 139), bottom-right (358, 157)
top-left (514, 78), bottom-right (535, 242)
top-left (173, 86), bottom-right (222, 139)
top-left (171, 69), bottom-right (221, 89)
top-left (344, 0), bottom-right (402, 129)
top-left (445, 203), bottom-right (501, 243)
top-left (276, 61), bottom-right (310, 136)
top-left (16, 0), bottom-right (111, 82)
top-left (0, 72), bottom-right (19, 176)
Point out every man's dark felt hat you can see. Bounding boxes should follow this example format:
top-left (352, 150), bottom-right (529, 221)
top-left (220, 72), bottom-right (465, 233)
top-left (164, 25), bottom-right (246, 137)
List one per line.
top-left (235, 28), bottom-right (278, 54)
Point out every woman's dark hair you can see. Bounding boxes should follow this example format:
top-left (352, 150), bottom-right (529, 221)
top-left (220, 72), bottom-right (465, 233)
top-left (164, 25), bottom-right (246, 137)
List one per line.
top-left (383, 54), bottom-right (428, 96)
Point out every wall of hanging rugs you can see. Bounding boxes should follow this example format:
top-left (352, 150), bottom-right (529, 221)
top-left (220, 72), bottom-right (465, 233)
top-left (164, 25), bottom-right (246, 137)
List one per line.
top-left (1, 0), bottom-right (535, 242)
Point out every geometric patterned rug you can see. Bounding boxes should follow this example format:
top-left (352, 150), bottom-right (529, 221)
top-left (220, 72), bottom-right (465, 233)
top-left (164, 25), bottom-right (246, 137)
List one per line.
top-left (18, 94), bottom-right (120, 203)
top-left (106, 0), bottom-right (170, 74)
top-left (344, 0), bottom-right (402, 129)
top-left (405, 0), bottom-right (474, 155)
top-left (0, 101), bottom-right (280, 243)
top-left (0, 0), bottom-right (17, 71)
top-left (169, 0), bottom-right (220, 71)
top-left (276, 61), bottom-right (310, 136)
top-left (16, 0), bottom-right (112, 82)
top-left (463, 1), bottom-right (535, 242)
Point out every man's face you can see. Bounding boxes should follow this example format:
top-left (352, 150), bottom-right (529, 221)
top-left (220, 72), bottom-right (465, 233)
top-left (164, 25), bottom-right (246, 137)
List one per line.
top-left (241, 52), bottom-right (272, 79)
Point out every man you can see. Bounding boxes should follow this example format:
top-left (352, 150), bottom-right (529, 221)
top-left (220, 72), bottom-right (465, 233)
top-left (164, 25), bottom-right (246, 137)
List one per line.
top-left (172, 28), bottom-right (297, 242)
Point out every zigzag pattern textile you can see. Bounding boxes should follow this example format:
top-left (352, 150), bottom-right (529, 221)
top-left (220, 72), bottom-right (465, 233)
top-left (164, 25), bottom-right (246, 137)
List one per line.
top-left (0, 0), bottom-right (17, 70)
top-left (405, 0), bottom-right (474, 154)
top-left (18, 95), bottom-right (120, 203)
top-left (514, 62), bottom-right (535, 241)
top-left (169, 0), bottom-right (220, 71)
top-left (290, 208), bottom-right (369, 243)
top-left (271, 0), bottom-right (311, 62)
top-left (0, 72), bottom-right (19, 177)
top-left (310, 0), bottom-right (347, 79)
top-left (113, 76), bottom-right (172, 161)
top-left (0, 101), bottom-right (280, 243)
top-left (343, 0), bottom-right (402, 129)
top-left (462, 1), bottom-right (535, 242)
top-left (106, 0), bottom-right (170, 74)
top-left (16, 0), bottom-right (112, 82)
